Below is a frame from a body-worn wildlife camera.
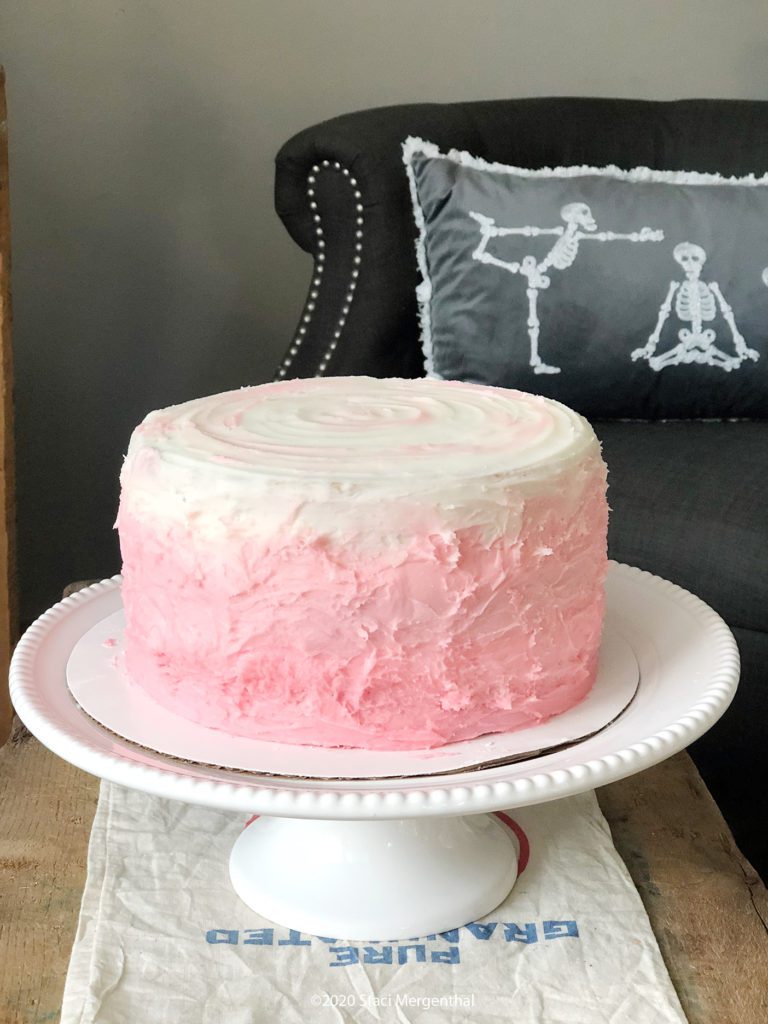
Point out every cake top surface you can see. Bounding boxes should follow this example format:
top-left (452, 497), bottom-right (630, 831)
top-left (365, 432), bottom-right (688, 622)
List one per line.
top-left (125, 376), bottom-right (596, 483)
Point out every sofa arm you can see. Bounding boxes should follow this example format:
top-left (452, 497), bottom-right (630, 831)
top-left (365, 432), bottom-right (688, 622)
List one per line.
top-left (273, 104), bottom-right (473, 382)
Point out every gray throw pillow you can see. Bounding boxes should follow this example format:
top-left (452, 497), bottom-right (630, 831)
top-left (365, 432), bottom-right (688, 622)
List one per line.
top-left (403, 137), bottom-right (768, 419)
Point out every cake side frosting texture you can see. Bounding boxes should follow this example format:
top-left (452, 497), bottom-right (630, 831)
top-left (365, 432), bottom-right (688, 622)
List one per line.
top-left (116, 376), bottom-right (609, 749)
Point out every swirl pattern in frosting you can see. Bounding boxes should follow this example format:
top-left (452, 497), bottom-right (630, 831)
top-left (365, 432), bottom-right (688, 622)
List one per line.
top-left (128, 376), bottom-right (591, 478)
top-left (117, 376), bottom-right (609, 750)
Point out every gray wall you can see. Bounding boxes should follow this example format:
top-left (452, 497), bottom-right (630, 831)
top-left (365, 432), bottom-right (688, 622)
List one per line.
top-left (2, 0), bottom-right (767, 621)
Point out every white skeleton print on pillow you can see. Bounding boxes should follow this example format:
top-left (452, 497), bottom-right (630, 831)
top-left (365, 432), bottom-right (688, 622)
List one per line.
top-left (469, 204), bottom-right (663, 374)
top-left (631, 242), bottom-right (761, 372)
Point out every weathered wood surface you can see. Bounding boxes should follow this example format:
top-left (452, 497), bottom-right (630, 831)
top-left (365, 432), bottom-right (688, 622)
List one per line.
top-left (0, 722), bottom-right (99, 1024)
top-left (0, 66), bottom-right (18, 748)
top-left (2, 738), bottom-right (765, 1023)
top-left (598, 753), bottom-right (768, 1022)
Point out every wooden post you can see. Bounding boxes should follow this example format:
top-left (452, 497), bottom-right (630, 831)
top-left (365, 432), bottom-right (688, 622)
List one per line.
top-left (0, 67), bottom-right (18, 746)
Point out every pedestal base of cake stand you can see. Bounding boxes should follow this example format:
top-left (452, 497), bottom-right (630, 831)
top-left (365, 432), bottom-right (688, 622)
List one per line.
top-left (229, 812), bottom-right (518, 940)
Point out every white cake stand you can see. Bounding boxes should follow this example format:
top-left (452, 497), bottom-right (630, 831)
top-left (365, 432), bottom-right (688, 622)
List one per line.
top-left (10, 562), bottom-right (739, 940)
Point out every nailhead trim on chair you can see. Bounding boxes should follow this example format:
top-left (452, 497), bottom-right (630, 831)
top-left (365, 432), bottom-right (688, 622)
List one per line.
top-left (275, 161), bottom-right (364, 380)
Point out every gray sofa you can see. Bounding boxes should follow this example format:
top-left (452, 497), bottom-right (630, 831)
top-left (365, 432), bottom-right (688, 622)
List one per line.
top-left (274, 98), bottom-right (767, 877)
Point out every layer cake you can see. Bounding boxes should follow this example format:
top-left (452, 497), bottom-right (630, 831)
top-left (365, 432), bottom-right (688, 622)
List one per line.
top-left (116, 376), bottom-right (608, 749)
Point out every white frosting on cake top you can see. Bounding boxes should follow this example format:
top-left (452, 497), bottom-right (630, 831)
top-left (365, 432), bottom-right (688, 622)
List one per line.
top-left (119, 376), bottom-right (602, 543)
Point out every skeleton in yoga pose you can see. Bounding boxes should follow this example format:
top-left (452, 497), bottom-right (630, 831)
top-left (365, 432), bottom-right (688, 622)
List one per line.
top-left (470, 203), bottom-right (663, 374)
top-left (631, 242), bottom-right (760, 371)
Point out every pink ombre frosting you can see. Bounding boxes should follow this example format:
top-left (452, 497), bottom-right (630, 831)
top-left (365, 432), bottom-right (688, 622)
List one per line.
top-left (116, 376), bottom-right (608, 750)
